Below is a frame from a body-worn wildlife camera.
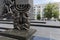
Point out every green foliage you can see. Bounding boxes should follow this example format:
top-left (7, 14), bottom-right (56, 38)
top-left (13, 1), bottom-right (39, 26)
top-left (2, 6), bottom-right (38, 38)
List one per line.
top-left (52, 3), bottom-right (59, 18)
top-left (44, 3), bottom-right (59, 20)
top-left (52, 10), bottom-right (59, 18)
top-left (37, 14), bottom-right (41, 20)
top-left (58, 19), bottom-right (60, 21)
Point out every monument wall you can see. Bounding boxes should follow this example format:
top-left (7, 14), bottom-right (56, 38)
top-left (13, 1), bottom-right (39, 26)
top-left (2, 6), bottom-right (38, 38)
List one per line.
top-left (29, 0), bottom-right (35, 20)
top-left (0, 0), bottom-right (4, 15)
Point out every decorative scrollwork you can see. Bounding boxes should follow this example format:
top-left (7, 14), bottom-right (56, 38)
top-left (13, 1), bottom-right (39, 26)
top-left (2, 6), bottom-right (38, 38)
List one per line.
top-left (15, 4), bottom-right (31, 12)
top-left (2, 0), bottom-right (31, 31)
top-left (13, 4), bottom-right (31, 31)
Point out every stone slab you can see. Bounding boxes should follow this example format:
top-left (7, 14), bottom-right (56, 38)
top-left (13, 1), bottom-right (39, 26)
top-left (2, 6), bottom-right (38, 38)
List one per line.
top-left (0, 36), bottom-right (17, 40)
top-left (0, 29), bottom-right (36, 40)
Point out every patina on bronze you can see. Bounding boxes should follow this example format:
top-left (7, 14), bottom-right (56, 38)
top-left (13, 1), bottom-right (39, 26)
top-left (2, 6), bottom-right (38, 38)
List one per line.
top-left (13, 4), bottom-right (31, 30)
top-left (3, 0), bottom-right (31, 30)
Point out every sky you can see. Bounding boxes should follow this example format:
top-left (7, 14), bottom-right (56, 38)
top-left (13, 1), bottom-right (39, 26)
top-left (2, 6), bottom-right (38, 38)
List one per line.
top-left (33, 0), bottom-right (60, 5)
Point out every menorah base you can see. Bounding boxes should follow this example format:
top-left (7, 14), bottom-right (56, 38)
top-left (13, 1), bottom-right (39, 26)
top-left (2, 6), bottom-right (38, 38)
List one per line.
top-left (0, 29), bottom-right (36, 40)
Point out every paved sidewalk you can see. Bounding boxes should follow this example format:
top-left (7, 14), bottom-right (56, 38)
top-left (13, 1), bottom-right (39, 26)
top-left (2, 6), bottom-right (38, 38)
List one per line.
top-left (30, 20), bottom-right (60, 28)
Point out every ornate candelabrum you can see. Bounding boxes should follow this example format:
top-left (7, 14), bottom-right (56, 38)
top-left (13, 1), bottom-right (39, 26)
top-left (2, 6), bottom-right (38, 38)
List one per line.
top-left (10, 0), bottom-right (31, 31)
top-left (3, 0), bottom-right (31, 31)
top-left (13, 4), bottom-right (30, 30)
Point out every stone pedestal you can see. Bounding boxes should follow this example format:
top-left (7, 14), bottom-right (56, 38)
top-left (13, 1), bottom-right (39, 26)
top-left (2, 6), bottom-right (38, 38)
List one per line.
top-left (0, 29), bottom-right (36, 40)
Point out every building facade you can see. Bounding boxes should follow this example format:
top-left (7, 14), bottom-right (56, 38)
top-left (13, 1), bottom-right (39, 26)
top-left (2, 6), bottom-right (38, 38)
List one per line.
top-left (33, 4), bottom-right (46, 20)
top-left (33, 2), bottom-right (60, 20)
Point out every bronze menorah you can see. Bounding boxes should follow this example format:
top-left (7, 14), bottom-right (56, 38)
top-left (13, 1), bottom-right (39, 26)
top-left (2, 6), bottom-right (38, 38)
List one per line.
top-left (3, 0), bottom-right (31, 31)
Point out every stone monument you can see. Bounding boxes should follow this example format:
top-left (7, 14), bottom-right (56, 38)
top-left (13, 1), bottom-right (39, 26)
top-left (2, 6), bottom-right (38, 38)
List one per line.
top-left (0, 0), bottom-right (36, 40)
top-left (2, 0), bottom-right (31, 30)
